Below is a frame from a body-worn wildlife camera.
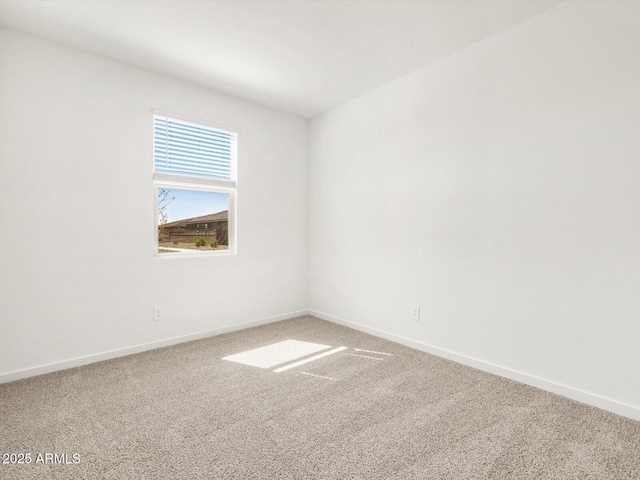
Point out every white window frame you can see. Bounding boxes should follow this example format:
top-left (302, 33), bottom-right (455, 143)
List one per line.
top-left (152, 110), bottom-right (238, 258)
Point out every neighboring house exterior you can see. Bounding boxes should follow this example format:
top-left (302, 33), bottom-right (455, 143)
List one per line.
top-left (159, 210), bottom-right (228, 245)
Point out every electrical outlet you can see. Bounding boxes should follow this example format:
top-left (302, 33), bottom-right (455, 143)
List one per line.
top-left (153, 306), bottom-right (163, 322)
top-left (409, 305), bottom-right (420, 321)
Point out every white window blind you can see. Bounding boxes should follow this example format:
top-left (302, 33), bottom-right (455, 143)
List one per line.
top-left (153, 115), bottom-right (237, 181)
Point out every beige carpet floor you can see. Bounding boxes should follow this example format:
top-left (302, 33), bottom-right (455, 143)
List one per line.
top-left (1, 315), bottom-right (639, 479)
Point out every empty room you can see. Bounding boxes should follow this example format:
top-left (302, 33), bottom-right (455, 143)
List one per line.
top-left (1, 1), bottom-right (639, 478)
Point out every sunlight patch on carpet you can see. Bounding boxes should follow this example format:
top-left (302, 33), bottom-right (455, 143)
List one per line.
top-left (354, 348), bottom-right (393, 356)
top-left (273, 346), bottom-right (348, 372)
top-left (344, 353), bottom-right (385, 361)
top-left (222, 339), bottom-right (331, 369)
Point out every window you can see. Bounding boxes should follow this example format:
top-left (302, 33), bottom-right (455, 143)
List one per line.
top-left (153, 113), bottom-right (237, 256)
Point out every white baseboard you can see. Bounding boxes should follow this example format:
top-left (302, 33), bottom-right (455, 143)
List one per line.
top-left (309, 309), bottom-right (640, 422)
top-left (0, 310), bottom-right (308, 384)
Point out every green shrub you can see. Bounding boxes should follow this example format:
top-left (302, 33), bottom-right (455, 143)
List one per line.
top-left (173, 241), bottom-right (178, 245)
top-left (209, 238), bottom-right (218, 248)
top-left (195, 237), bottom-right (207, 247)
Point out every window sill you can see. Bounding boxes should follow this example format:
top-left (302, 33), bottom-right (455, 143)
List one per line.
top-left (153, 250), bottom-right (236, 259)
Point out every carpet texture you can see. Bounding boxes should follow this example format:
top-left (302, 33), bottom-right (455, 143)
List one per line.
top-left (1, 315), bottom-right (639, 479)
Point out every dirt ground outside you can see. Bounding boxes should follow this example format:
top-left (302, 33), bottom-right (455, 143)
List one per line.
top-left (158, 241), bottom-right (229, 254)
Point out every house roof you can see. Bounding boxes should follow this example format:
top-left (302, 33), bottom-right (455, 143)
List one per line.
top-left (162, 210), bottom-right (228, 228)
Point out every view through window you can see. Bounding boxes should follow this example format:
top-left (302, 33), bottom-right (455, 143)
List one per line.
top-left (157, 188), bottom-right (229, 254)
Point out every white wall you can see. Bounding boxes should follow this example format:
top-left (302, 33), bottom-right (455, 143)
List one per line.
top-left (0, 27), bottom-right (308, 378)
top-left (309, 1), bottom-right (640, 415)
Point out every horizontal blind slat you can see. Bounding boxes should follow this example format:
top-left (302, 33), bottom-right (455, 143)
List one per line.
top-left (153, 115), bottom-right (236, 180)
top-left (154, 147), bottom-right (230, 163)
top-left (156, 118), bottom-right (233, 137)
top-left (154, 125), bottom-right (233, 143)
top-left (153, 163), bottom-right (230, 176)
top-left (155, 122), bottom-right (233, 144)
top-left (154, 137), bottom-right (231, 156)
top-left (154, 167), bottom-right (230, 179)
top-left (154, 162), bottom-right (230, 173)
